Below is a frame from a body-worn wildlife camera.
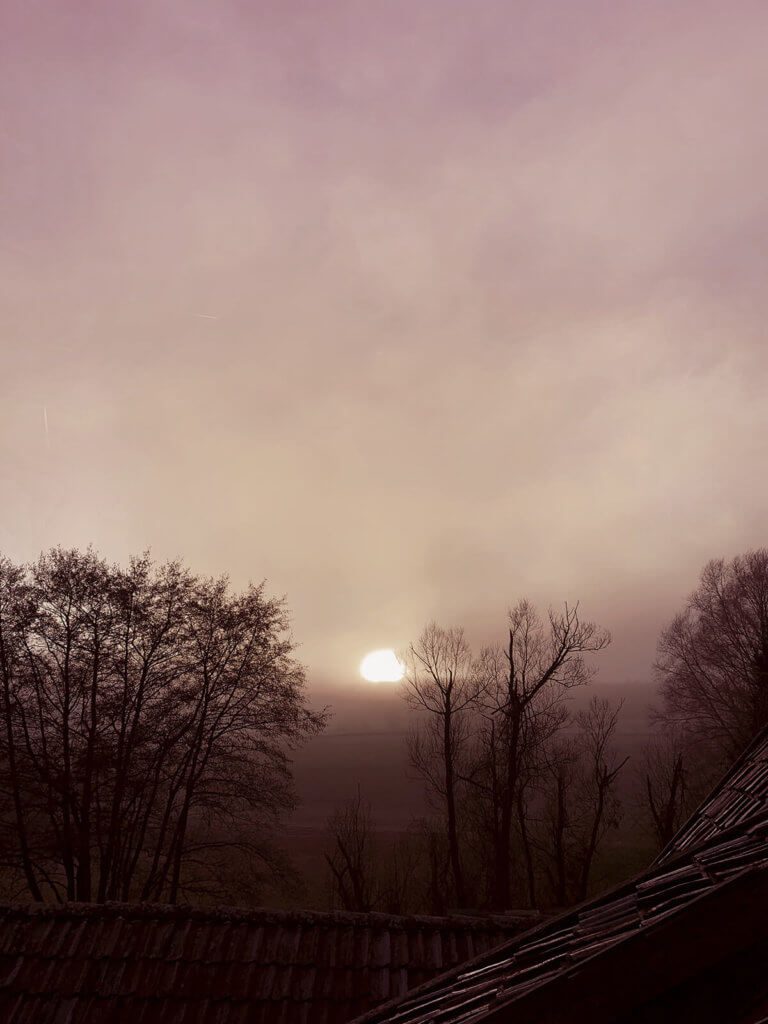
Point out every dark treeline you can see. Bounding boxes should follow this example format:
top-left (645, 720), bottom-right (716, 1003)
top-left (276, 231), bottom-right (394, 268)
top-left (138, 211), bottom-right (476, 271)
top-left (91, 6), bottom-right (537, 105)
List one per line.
top-left (0, 548), bottom-right (325, 904)
top-left (3, 544), bottom-right (768, 916)
top-left (327, 603), bottom-right (625, 914)
top-left (326, 549), bottom-right (768, 916)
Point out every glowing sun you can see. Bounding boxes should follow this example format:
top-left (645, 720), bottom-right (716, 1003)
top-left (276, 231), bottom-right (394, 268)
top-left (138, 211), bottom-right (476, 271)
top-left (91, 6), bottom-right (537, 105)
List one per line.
top-left (360, 649), bottom-right (405, 683)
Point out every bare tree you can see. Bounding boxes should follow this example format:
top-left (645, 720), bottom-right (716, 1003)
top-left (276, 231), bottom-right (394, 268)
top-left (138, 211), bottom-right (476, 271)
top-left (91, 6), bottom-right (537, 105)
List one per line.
top-left (402, 624), bottom-right (481, 908)
top-left (537, 736), bottom-right (579, 907)
top-left (641, 735), bottom-right (686, 852)
top-left (572, 696), bottom-right (627, 901)
top-left (537, 697), bottom-right (627, 905)
top-left (325, 788), bottom-right (378, 912)
top-left (415, 817), bottom-right (452, 915)
top-left (461, 656), bottom-right (566, 909)
top-left (473, 602), bottom-right (610, 909)
top-left (656, 549), bottom-right (768, 760)
top-left (377, 829), bottom-right (423, 915)
top-left (0, 547), bottom-right (325, 903)
top-left (636, 725), bottom-right (713, 853)
top-left (0, 556), bottom-right (43, 900)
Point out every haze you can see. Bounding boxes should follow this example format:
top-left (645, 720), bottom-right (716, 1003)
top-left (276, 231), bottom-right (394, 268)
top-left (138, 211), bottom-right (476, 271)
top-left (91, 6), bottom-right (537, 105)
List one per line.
top-left (3, 0), bottom-right (768, 692)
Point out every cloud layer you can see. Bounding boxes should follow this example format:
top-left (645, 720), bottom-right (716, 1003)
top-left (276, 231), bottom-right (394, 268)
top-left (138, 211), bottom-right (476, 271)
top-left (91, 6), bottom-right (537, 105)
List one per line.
top-left (2, 0), bottom-right (768, 682)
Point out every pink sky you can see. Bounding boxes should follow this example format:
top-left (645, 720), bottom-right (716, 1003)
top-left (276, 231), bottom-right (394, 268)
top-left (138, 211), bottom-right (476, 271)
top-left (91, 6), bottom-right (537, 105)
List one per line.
top-left (2, 0), bottom-right (768, 685)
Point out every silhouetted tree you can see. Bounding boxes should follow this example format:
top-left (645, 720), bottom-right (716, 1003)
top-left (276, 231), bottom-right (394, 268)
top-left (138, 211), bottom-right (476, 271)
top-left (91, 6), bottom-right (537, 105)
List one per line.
top-left (462, 652), bottom-right (566, 909)
top-left (572, 696), bottom-right (627, 900)
top-left (537, 697), bottom-right (626, 905)
top-left (0, 557), bottom-right (43, 901)
top-left (639, 731), bottom-right (687, 851)
top-left (655, 549), bottom-right (768, 760)
top-left (325, 788), bottom-right (377, 912)
top-left (635, 725), bottom-right (714, 853)
top-left (0, 548), bottom-right (324, 903)
top-left (416, 817), bottom-right (452, 915)
top-left (471, 602), bottom-right (610, 909)
top-left (381, 829), bottom-right (426, 915)
top-left (402, 624), bottom-right (481, 908)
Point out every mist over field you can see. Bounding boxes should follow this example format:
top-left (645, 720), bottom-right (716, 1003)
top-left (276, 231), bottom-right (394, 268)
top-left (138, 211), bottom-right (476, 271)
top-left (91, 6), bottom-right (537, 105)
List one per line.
top-left (292, 679), bottom-right (656, 829)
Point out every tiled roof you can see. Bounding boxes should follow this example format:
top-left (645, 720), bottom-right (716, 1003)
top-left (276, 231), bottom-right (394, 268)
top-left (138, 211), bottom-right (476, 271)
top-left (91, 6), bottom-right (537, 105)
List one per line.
top-left (654, 723), bottom-right (768, 866)
top-left (353, 811), bottom-right (768, 1023)
top-left (0, 904), bottom-right (530, 1024)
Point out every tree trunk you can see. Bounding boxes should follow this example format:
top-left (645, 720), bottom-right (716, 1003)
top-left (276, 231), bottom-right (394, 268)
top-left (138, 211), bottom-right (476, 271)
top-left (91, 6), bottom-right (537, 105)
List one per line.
top-left (516, 784), bottom-right (536, 908)
top-left (0, 650), bottom-right (42, 900)
top-left (77, 628), bottom-right (101, 901)
top-left (443, 706), bottom-right (466, 907)
top-left (494, 701), bottom-right (521, 909)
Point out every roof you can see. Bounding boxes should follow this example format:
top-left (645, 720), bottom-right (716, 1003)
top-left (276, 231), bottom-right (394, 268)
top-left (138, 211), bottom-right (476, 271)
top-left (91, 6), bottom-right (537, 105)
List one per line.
top-left (353, 770), bottom-right (768, 1022)
top-left (654, 722), bottom-right (768, 866)
top-left (0, 903), bottom-right (531, 1024)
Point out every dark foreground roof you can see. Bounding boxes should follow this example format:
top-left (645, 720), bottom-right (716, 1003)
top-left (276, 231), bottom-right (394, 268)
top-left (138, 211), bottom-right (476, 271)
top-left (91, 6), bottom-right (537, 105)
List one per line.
top-left (0, 903), bottom-right (531, 1024)
top-left (354, 803), bottom-right (768, 1022)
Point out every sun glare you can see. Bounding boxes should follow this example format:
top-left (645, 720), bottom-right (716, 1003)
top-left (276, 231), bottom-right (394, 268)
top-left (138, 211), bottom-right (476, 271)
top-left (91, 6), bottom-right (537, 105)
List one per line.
top-left (360, 649), bottom-right (405, 683)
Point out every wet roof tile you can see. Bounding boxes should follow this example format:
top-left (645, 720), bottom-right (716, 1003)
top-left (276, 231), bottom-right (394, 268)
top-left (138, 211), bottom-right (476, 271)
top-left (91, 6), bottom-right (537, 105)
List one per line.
top-left (0, 905), bottom-right (529, 1024)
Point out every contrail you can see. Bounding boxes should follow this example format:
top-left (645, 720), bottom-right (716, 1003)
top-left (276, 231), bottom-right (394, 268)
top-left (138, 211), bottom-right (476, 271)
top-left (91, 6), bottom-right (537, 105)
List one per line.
top-left (43, 406), bottom-right (50, 449)
top-left (196, 313), bottom-right (219, 319)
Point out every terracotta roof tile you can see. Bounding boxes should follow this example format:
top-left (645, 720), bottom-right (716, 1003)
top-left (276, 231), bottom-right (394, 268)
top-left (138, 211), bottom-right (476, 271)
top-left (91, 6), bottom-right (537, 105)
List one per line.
top-left (0, 905), bottom-right (529, 1024)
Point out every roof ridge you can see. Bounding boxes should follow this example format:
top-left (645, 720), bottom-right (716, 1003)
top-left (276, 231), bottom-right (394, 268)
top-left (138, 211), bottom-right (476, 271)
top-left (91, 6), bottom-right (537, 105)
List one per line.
top-left (0, 901), bottom-right (532, 930)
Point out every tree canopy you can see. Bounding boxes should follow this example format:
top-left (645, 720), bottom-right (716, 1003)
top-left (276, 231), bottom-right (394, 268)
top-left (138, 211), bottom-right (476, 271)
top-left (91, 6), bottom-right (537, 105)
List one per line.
top-left (0, 547), bottom-right (325, 903)
top-left (656, 549), bottom-right (768, 760)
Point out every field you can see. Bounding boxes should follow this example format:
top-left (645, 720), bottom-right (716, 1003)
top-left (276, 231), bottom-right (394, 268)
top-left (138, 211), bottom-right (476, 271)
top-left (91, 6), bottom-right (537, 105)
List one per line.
top-left (272, 679), bottom-right (663, 910)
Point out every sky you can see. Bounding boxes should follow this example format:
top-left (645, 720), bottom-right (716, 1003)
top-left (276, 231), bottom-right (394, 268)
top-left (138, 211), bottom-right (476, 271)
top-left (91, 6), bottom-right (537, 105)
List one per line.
top-left (2, 0), bottom-right (768, 689)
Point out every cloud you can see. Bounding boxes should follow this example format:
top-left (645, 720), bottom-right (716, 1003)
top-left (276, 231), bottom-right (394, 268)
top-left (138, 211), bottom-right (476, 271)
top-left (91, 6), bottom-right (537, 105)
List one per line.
top-left (2, 0), bottom-right (767, 683)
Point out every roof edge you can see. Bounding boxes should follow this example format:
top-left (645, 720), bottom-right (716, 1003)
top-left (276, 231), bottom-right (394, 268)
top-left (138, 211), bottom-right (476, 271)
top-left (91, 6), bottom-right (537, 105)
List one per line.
top-left (653, 718), bottom-right (768, 867)
top-left (0, 901), bottom-right (535, 931)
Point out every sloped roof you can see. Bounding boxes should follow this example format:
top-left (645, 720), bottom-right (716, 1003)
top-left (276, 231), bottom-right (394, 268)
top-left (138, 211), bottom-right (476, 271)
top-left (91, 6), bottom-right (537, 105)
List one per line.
top-left (353, 806), bottom-right (768, 1023)
top-left (0, 903), bottom-right (530, 1024)
top-left (654, 723), bottom-right (768, 866)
